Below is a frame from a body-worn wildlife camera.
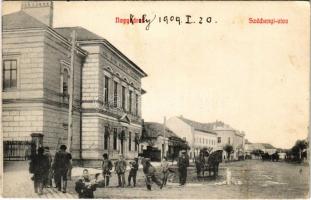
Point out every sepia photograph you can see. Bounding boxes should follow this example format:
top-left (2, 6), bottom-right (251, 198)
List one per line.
top-left (1, 1), bottom-right (310, 199)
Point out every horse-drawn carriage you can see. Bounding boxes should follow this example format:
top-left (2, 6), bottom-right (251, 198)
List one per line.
top-left (194, 149), bottom-right (223, 179)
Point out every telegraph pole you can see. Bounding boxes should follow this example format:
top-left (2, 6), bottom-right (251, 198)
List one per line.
top-left (163, 116), bottom-right (166, 159)
top-left (67, 30), bottom-right (76, 152)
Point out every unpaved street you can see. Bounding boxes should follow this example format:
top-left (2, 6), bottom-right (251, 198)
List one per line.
top-left (3, 160), bottom-right (309, 199)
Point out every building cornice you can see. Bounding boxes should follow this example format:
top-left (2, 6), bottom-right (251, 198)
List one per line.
top-left (78, 40), bottom-right (147, 78)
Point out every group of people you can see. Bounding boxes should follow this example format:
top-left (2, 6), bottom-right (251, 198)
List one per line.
top-left (29, 144), bottom-right (190, 198)
top-left (75, 150), bottom-right (190, 198)
top-left (29, 144), bottom-right (72, 195)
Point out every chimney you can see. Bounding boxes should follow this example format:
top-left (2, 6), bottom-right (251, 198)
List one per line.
top-left (21, 1), bottom-right (53, 27)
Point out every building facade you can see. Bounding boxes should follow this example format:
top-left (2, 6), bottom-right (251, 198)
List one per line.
top-left (166, 116), bottom-right (217, 159)
top-left (166, 116), bottom-right (246, 160)
top-left (2, 1), bottom-right (147, 163)
top-left (211, 121), bottom-right (245, 160)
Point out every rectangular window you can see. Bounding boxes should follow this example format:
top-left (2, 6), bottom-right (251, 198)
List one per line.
top-left (217, 137), bottom-right (221, 143)
top-left (228, 137), bottom-right (231, 144)
top-left (135, 94), bottom-right (139, 116)
top-left (104, 126), bottom-right (109, 150)
top-left (114, 81), bottom-right (118, 107)
top-left (129, 90), bottom-right (133, 113)
top-left (104, 76), bottom-right (109, 104)
top-left (3, 60), bottom-right (17, 90)
top-left (128, 132), bottom-right (132, 151)
top-left (122, 86), bottom-right (126, 110)
top-left (113, 128), bottom-right (117, 150)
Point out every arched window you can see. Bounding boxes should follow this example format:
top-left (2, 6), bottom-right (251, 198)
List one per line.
top-left (60, 60), bottom-right (70, 96)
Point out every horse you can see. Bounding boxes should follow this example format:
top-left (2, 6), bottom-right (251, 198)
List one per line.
top-left (195, 150), bottom-right (223, 179)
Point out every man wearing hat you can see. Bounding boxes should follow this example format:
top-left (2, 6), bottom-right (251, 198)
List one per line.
top-left (102, 153), bottom-right (113, 187)
top-left (43, 147), bottom-right (53, 188)
top-left (128, 157), bottom-right (139, 187)
top-left (178, 150), bottom-right (189, 186)
top-left (53, 145), bottom-right (72, 193)
top-left (114, 154), bottom-right (127, 187)
top-left (31, 147), bottom-right (50, 195)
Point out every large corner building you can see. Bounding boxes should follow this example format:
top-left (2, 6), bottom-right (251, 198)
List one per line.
top-left (2, 1), bottom-right (147, 164)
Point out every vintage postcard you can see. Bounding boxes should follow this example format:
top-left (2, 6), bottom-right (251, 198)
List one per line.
top-left (1, 1), bottom-right (310, 199)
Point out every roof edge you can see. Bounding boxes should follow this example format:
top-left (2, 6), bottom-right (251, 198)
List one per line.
top-left (77, 39), bottom-right (147, 78)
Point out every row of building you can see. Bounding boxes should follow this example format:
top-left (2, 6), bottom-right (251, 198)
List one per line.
top-left (142, 116), bottom-right (246, 161)
top-left (2, 1), bottom-right (246, 164)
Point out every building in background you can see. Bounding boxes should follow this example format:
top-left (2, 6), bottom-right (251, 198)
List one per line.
top-left (166, 116), bottom-right (217, 159)
top-left (166, 116), bottom-right (245, 160)
top-left (211, 121), bottom-right (245, 160)
top-left (140, 122), bottom-right (189, 161)
top-left (2, 1), bottom-right (147, 164)
top-left (245, 141), bottom-right (277, 159)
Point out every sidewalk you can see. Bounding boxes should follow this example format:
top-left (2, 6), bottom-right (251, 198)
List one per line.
top-left (3, 161), bottom-right (77, 198)
top-left (3, 160), bottom-right (177, 198)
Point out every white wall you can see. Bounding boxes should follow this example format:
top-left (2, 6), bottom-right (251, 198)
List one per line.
top-left (193, 130), bottom-right (217, 149)
top-left (166, 117), bottom-right (193, 144)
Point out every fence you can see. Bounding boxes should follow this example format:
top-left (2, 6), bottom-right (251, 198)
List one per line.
top-left (3, 140), bottom-right (34, 161)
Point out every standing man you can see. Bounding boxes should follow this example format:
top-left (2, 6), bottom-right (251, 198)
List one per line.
top-left (43, 147), bottom-right (53, 188)
top-left (102, 153), bottom-right (113, 187)
top-left (128, 157), bottom-right (139, 187)
top-left (178, 150), bottom-right (189, 186)
top-left (114, 154), bottom-right (127, 187)
top-left (142, 158), bottom-right (163, 191)
top-left (31, 147), bottom-right (50, 195)
top-left (53, 145), bottom-right (72, 193)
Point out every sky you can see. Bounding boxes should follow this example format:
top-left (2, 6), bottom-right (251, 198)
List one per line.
top-left (2, 1), bottom-right (310, 149)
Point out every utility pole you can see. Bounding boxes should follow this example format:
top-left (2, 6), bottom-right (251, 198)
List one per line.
top-left (163, 116), bottom-right (166, 159)
top-left (67, 30), bottom-right (76, 152)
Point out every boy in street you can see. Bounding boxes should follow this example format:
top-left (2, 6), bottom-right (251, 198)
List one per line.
top-left (75, 169), bottom-right (98, 198)
top-left (101, 153), bottom-right (113, 187)
top-left (128, 157), bottom-right (139, 187)
top-left (114, 154), bottom-right (127, 187)
top-left (161, 157), bottom-right (170, 187)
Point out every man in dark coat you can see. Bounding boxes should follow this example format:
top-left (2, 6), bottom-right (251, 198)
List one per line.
top-left (43, 147), bottom-right (53, 188)
top-left (142, 158), bottom-right (163, 191)
top-left (114, 154), bottom-right (127, 187)
top-left (53, 145), bottom-right (72, 193)
top-left (101, 153), bottom-right (113, 187)
top-left (128, 157), bottom-right (139, 187)
top-left (75, 169), bottom-right (97, 199)
top-left (178, 150), bottom-right (189, 186)
top-left (31, 147), bottom-right (50, 195)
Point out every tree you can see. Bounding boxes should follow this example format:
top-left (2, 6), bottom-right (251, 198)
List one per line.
top-left (223, 144), bottom-right (234, 160)
top-left (291, 139), bottom-right (308, 161)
